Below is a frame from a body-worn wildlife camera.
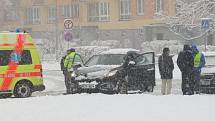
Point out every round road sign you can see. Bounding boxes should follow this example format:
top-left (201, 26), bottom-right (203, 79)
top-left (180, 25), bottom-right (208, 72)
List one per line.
top-left (64, 31), bottom-right (73, 42)
top-left (64, 19), bottom-right (73, 29)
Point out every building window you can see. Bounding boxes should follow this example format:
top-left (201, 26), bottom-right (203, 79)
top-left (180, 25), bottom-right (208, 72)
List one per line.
top-left (25, 7), bottom-right (40, 24)
top-left (120, 0), bottom-right (131, 20)
top-left (62, 4), bottom-right (79, 18)
top-left (88, 2), bottom-right (110, 22)
top-left (5, 8), bottom-right (18, 21)
top-left (99, 2), bottom-right (110, 21)
top-left (156, 0), bottom-right (163, 13)
top-left (32, 0), bottom-right (44, 5)
top-left (48, 6), bottom-right (56, 23)
top-left (137, 0), bottom-right (144, 15)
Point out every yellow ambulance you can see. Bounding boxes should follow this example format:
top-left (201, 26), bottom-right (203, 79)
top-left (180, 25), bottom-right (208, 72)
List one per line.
top-left (0, 32), bottom-right (45, 98)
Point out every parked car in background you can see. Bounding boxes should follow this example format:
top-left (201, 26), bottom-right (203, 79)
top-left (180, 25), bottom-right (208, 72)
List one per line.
top-left (200, 52), bottom-right (215, 94)
top-left (69, 49), bottom-right (155, 94)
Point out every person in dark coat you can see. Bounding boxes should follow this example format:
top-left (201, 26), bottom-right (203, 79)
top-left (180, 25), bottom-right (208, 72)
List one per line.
top-left (177, 45), bottom-right (194, 95)
top-left (159, 48), bottom-right (174, 95)
top-left (122, 51), bottom-right (138, 68)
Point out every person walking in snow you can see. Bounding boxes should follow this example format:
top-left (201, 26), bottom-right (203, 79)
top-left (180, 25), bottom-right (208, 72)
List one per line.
top-left (177, 45), bottom-right (194, 95)
top-left (191, 45), bottom-right (205, 94)
top-left (159, 48), bottom-right (174, 95)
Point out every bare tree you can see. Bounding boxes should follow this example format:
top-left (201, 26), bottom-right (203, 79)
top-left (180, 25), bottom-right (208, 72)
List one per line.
top-left (0, 0), bottom-right (12, 26)
top-left (156, 0), bottom-right (215, 40)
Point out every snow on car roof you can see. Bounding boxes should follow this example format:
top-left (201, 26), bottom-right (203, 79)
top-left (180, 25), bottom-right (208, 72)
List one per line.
top-left (203, 51), bottom-right (215, 57)
top-left (100, 48), bottom-right (139, 55)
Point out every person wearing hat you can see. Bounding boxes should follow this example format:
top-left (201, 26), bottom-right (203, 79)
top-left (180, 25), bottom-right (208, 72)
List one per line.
top-left (191, 45), bottom-right (205, 94)
top-left (63, 48), bottom-right (76, 93)
top-left (177, 45), bottom-right (194, 95)
top-left (158, 48), bottom-right (174, 95)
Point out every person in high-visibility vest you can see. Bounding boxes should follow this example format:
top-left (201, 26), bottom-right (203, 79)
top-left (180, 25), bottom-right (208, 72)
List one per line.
top-left (63, 48), bottom-right (76, 93)
top-left (191, 45), bottom-right (206, 94)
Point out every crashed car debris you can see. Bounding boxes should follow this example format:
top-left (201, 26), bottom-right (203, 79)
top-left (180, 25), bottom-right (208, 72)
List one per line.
top-left (67, 49), bottom-right (155, 94)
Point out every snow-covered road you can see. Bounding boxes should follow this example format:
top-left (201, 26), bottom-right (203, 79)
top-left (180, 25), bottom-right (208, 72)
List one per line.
top-left (1, 62), bottom-right (215, 121)
top-left (33, 68), bottom-right (182, 97)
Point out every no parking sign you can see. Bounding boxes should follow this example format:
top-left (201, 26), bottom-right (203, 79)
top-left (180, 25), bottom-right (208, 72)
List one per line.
top-left (64, 19), bottom-right (73, 42)
top-left (64, 19), bottom-right (73, 30)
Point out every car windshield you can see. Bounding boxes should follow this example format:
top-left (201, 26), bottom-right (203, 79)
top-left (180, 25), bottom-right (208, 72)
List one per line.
top-left (85, 54), bottom-right (125, 66)
top-left (205, 56), bottom-right (215, 66)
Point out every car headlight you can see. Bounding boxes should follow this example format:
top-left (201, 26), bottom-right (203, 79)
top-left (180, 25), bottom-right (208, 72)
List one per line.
top-left (71, 72), bottom-right (76, 77)
top-left (106, 70), bottom-right (117, 77)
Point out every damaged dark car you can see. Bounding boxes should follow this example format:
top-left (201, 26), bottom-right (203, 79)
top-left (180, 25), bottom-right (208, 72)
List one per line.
top-left (200, 53), bottom-right (215, 94)
top-left (69, 49), bottom-right (155, 94)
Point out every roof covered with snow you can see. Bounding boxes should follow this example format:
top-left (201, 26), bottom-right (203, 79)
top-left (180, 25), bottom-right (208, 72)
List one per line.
top-left (99, 48), bottom-right (139, 55)
top-left (203, 51), bottom-right (215, 57)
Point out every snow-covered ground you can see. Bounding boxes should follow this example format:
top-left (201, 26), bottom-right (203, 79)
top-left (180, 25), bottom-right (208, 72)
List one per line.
top-left (1, 60), bottom-right (215, 121)
top-left (1, 94), bottom-right (215, 121)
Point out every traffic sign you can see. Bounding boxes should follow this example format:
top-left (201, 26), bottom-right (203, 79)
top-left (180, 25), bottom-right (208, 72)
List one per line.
top-left (64, 19), bottom-right (73, 30)
top-left (201, 18), bottom-right (212, 30)
top-left (64, 31), bottom-right (73, 42)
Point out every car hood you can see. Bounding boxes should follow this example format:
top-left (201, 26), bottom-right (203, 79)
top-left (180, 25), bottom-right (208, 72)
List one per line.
top-left (76, 65), bottom-right (120, 80)
top-left (202, 66), bottom-right (215, 74)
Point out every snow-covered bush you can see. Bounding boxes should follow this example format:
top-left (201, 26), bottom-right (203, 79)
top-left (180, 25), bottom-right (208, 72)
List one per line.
top-left (90, 40), bottom-right (121, 48)
top-left (141, 40), bottom-right (183, 55)
top-left (198, 45), bottom-right (215, 52)
top-left (74, 46), bottom-right (110, 62)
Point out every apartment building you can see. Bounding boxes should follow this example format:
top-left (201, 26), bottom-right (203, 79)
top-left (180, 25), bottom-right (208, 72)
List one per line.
top-left (1, 0), bottom-right (176, 49)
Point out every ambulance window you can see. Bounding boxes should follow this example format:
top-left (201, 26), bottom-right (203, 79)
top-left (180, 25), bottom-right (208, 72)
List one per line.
top-left (0, 50), bottom-right (12, 66)
top-left (19, 50), bottom-right (32, 65)
top-left (0, 50), bottom-right (32, 66)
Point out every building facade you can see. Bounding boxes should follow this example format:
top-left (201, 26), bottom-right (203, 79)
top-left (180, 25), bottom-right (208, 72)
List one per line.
top-left (1, 0), bottom-right (176, 50)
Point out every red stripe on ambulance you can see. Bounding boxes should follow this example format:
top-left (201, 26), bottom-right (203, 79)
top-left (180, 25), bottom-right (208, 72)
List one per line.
top-left (0, 34), bottom-right (25, 91)
top-left (0, 72), bottom-right (41, 78)
top-left (34, 65), bottom-right (42, 69)
top-left (0, 43), bottom-right (34, 46)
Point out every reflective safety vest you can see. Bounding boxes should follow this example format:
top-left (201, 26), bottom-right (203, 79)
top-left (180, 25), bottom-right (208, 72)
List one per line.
top-left (194, 52), bottom-right (201, 68)
top-left (64, 52), bottom-right (76, 70)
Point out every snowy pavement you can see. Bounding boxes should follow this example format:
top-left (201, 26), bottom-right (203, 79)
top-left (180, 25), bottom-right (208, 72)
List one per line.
top-left (0, 61), bottom-right (215, 121)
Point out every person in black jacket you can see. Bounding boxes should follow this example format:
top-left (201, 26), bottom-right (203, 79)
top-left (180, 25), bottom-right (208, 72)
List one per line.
top-left (159, 48), bottom-right (174, 95)
top-left (177, 45), bottom-right (194, 95)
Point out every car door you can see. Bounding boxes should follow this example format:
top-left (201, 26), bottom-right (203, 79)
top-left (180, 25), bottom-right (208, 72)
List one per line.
top-left (128, 52), bottom-right (155, 88)
top-left (73, 54), bottom-right (84, 65)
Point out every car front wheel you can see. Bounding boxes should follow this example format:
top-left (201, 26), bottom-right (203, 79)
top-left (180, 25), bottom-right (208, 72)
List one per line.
top-left (146, 85), bottom-right (154, 92)
top-left (68, 82), bottom-right (79, 94)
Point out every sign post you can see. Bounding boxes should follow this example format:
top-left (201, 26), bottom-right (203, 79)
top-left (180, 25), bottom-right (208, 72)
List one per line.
top-left (201, 18), bottom-right (212, 52)
top-left (64, 19), bottom-right (73, 50)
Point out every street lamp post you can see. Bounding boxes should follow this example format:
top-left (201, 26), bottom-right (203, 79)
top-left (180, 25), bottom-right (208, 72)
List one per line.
top-left (201, 18), bottom-right (212, 52)
top-left (55, 0), bottom-right (59, 60)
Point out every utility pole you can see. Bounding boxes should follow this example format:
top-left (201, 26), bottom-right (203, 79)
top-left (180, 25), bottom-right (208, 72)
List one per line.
top-left (55, 0), bottom-right (59, 60)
